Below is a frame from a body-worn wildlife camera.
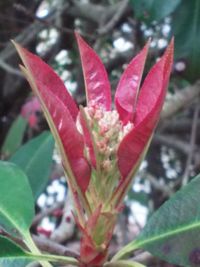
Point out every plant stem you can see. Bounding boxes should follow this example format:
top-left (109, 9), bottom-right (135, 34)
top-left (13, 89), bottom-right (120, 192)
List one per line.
top-left (104, 260), bottom-right (146, 267)
top-left (27, 252), bottom-right (79, 266)
top-left (24, 232), bottom-right (53, 267)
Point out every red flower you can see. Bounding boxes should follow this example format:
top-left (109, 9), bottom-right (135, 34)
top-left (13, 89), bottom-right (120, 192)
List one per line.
top-left (21, 96), bottom-right (41, 128)
top-left (14, 34), bottom-right (173, 266)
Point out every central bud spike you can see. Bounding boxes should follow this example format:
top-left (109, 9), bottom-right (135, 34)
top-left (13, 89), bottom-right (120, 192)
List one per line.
top-left (77, 104), bottom-right (134, 207)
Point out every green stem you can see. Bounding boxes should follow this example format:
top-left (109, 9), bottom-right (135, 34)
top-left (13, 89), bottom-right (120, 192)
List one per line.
top-left (24, 232), bottom-right (53, 267)
top-left (104, 260), bottom-right (146, 267)
top-left (27, 252), bottom-right (79, 266)
top-left (111, 242), bottom-right (138, 261)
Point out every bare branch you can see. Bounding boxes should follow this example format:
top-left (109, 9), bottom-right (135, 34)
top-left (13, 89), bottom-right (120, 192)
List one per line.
top-left (33, 235), bottom-right (79, 259)
top-left (50, 192), bottom-right (75, 243)
top-left (161, 81), bottom-right (200, 120)
top-left (97, 0), bottom-right (129, 35)
top-left (0, 229), bottom-right (79, 259)
top-left (13, 3), bottom-right (81, 36)
top-left (153, 133), bottom-right (192, 155)
top-left (0, 59), bottom-right (23, 77)
top-left (160, 119), bottom-right (200, 134)
top-left (0, 2), bottom-right (70, 62)
top-left (182, 104), bottom-right (199, 185)
top-left (0, 21), bottom-right (44, 61)
top-left (70, 0), bottom-right (106, 24)
top-left (146, 173), bottom-right (174, 197)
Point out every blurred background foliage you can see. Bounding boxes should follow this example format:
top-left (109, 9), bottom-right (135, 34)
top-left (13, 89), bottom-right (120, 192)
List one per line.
top-left (0, 1), bottom-right (200, 266)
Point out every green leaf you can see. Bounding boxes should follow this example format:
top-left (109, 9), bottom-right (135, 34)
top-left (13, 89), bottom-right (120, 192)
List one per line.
top-left (1, 116), bottom-right (27, 158)
top-left (112, 174), bottom-right (200, 267)
top-left (0, 236), bottom-right (79, 266)
top-left (0, 236), bottom-right (30, 267)
top-left (0, 161), bottom-right (34, 237)
top-left (0, 259), bottom-right (29, 267)
top-left (10, 132), bottom-right (54, 199)
top-left (172, 0), bottom-right (200, 81)
top-left (130, 0), bottom-right (181, 22)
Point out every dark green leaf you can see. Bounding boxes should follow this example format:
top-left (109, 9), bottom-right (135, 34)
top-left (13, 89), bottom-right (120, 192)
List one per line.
top-left (1, 116), bottom-right (27, 158)
top-left (113, 174), bottom-right (200, 267)
top-left (10, 131), bottom-right (54, 199)
top-left (0, 161), bottom-right (34, 237)
top-left (172, 0), bottom-right (200, 81)
top-left (0, 236), bottom-right (30, 267)
top-left (130, 0), bottom-right (181, 22)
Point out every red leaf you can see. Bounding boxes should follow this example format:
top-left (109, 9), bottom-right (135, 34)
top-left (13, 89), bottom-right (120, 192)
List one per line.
top-left (75, 32), bottom-right (112, 110)
top-left (117, 39), bottom-right (174, 179)
top-left (135, 39), bottom-right (174, 127)
top-left (115, 41), bottom-right (150, 124)
top-left (38, 88), bottom-right (91, 193)
top-left (14, 43), bottom-right (78, 121)
top-left (14, 42), bottom-right (91, 193)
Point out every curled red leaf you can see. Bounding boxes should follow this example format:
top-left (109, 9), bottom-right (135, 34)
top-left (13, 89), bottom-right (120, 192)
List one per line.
top-left (117, 39), bottom-right (174, 180)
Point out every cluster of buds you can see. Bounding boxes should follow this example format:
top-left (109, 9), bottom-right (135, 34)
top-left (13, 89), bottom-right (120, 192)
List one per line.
top-left (14, 33), bottom-right (173, 267)
top-left (78, 105), bottom-right (134, 203)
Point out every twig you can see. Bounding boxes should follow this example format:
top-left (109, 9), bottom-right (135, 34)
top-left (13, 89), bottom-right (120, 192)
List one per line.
top-left (0, 229), bottom-right (79, 259)
top-left (50, 191), bottom-right (75, 243)
top-left (97, 0), bottom-right (129, 35)
top-left (161, 80), bottom-right (200, 120)
top-left (0, 21), bottom-right (44, 61)
top-left (14, 3), bottom-right (95, 39)
top-left (182, 104), bottom-right (199, 185)
top-left (153, 133), bottom-right (192, 155)
top-left (0, 2), bottom-right (69, 61)
top-left (32, 235), bottom-right (79, 259)
top-left (0, 59), bottom-right (23, 77)
top-left (146, 173), bottom-right (174, 197)
top-left (14, 3), bottom-right (74, 35)
top-left (160, 118), bottom-right (200, 134)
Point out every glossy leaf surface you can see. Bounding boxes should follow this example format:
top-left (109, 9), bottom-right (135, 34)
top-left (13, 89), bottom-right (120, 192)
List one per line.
top-left (14, 43), bottom-right (91, 194)
top-left (10, 131), bottom-right (54, 199)
top-left (113, 174), bottom-right (200, 267)
top-left (37, 88), bottom-right (91, 193)
top-left (0, 161), bottom-right (34, 236)
top-left (117, 39), bottom-right (173, 179)
top-left (13, 42), bottom-right (78, 120)
top-left (76, 32), bottom-right (111, 110)
top-left (115, 42), bottom-right (149, 124)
